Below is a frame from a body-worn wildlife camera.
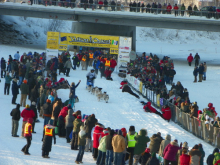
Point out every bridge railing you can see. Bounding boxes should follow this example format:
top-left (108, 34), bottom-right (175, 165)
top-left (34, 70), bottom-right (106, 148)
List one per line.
top-left (126, 74), bottom-right (220, 147)
top-left (5, 0), bottom-right (220, 19)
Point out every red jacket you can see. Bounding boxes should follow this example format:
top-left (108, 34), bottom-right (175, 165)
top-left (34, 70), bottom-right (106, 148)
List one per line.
top-left (104, 69), bottom-right (112, 78)
top-left (174, 6), bottom-right (179, 10)
top-left (77, 54), bottom-right (83, 61)
top-left (93, 126), bottom-right (104, 148)
top-left (110, 59), bottom-right (117, 68)
top-left (167, 5), bottom-right (172, 11)
top-left (58, 107), bottom-right (68, 119)
top-left (98, 1), bottom-right (103, 5)
top-left (162, 107), bottom-right (172, 120)
top-left (21, 108), bottom-right (35, 122)
top-left (100, 58), bottom-right (106, 63)
top-left (187, 55), bottom-right (193, 62)
top-left (179, 154), bottom-right (190, 165)
top-left (24, 123), bottom-right (32, 137)
top-left (143, 102), bottom-right (156, 113)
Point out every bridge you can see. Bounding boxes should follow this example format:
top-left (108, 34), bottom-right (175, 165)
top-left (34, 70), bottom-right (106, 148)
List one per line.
top-left (0, 3), bottom-right (220, 50)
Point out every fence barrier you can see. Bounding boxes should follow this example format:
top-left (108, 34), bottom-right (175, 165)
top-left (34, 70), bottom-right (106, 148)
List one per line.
top-left (126, 74), bottom-right (220, 147)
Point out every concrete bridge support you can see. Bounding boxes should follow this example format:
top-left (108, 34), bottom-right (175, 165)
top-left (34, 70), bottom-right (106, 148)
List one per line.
top-left (71, 22), bottom-right (136, 51)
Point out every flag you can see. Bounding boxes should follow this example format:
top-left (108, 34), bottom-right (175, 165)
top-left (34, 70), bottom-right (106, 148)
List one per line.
top-left (61, 36), bottom-right (67, 41)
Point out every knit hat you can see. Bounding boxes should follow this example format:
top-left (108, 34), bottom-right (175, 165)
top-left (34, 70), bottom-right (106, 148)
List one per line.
top-left (32, 102), bottom-right (36, 106)
top-left (77, 115), bottom-right (82, 119)
top-left (23, 79), bottom-right (27, 84)
top-left (174, 139), bottom-right (178, 143)
top-left (182, 142), bottom-right (189, 149)
top-left (145, 148), bottom-right (150, 153)
top-left (46, 99), bottom-right (51, 103)
top-left (25, 104), bottom-right (30, 108)
top-left (121, 128), bottom-right (127, 137)
top-left (129, 125), bottom-right (135, 132)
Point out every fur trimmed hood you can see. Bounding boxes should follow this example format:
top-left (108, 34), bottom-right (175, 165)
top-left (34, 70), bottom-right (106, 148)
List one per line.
top-left (170, 141), bottom-right (179, 147)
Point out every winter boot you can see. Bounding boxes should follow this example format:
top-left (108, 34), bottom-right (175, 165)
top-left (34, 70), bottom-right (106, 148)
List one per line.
top-left (204, 77), bottom-right (206, 81)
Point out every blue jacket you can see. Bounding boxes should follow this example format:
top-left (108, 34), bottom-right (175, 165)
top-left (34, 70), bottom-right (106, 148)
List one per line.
top-left (5, 75), bottom-right (12, 84)
top-left (94, 51), bottom-right (101, 58)
top-left (14, 53), bottom-right (20, 61)
top-left (69, 82), bottom-right (80, 98)
top-left (198, 65), bottom-right (204, 74)
top-left (193, 67), bottom-right (199, 76)
top-left (93, 60), bottom-right (101, 69)
top-left (12, 81), bottom-right (19, 95)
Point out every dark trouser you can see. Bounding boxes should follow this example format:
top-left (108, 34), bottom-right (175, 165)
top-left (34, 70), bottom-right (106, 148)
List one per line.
top-left (95, 68), bottom-right (98, 75)
top-left (1, 69), bottom-right (6, 78)
top-left (175, 10), bottom-right (178, 16)
top-left (194, 76), bottom-right (197, 82)
top-left (22, 136), bottom-right (32, 153)
top-left (198, 74), bottom-right (203, 82)
top-left (53, 119), bottom-right (58, 126)
top-left (66, 68), bottom-right (70, 76)
top-left (12, 94), bottom-right (17, 104)
top-left (169, 76), bottom-right (174, 84)
top-left (12, 119), bottom-right (19, 136)
top-left (164, 159), bottom-right (177, 165)
top-left (76, 145), bottom-right (85, 162)
top-left (106, 77), bottom-right (113, 81)
top-left (44, 116), bottom-right (51, 126)
top-left (4, 83), bottom-right (10, 95)
top-left (127, 147), bottom-right (134, 165)
top-left (72, 131), bottom-right (79, 150)
top-left (113, 152), bottom-right (123, 165)
top-left (97, 150), bottom-right (106, 165)
top-left (127, 90), bottom-right (139, 98)
top-left (155, 110), bottom-right (163, 118)
top-left (73, 64), bottom-right (77, 69)
top-left (93, 148), bottom-right (98, 159)
top-left (66, 126), bottom-right (73, 142)
top-left (195, 60), bottom-right (199, 67)
top-left (32, 120), bottom-right (35, 132)
top-left (58, 118), bottom-right (66, 137)
top-left (105, 150), bottom-right (113, 165)
top-left (181, 11), bottom-right (184, 16)
top-left (188, 62), bottom-right (191, 66)
top-left (42, 150), bottom-right (49, 157)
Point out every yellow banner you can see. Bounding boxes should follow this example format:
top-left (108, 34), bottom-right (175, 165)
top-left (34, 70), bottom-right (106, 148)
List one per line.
top-left (59, 45), bottom-right (68, 51)
top-left (60, 33), bottom-right (119, 48)
top-left (139, 81), bottom-right (143, 93)
top-left (110, 48), bottom-right (119, 54)
top-left (157, 94), bottom-right (160, 107)
top-left (46, 31), bottom-right (59, 50)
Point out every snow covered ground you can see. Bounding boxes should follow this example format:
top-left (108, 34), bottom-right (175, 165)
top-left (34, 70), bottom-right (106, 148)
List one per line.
top-left (0, 44), bottom-right (217, 164)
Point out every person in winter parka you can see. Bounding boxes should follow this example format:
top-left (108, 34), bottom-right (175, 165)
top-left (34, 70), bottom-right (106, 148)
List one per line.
top-left (93, 124), bottom-right (104, 160)
top-left (21, 118), bottom-right (33, 155)
top-left (213, 151), bottom-right (220, 165)
top-left (42, 125), bottom-right (56, 158)
top-left (12, 78), bottom-right (19, 104)
top-left (75, 126), bottom-right (87, 164)
top-left (69, 80), bottom-right (81, 108)
top-left (133, 129), bottom-right (150, 165)
top-left (176, 142), bottom-right (189, 165)
top-left (146, 152), bottom-right (160, 165)
top-left (10, 104), bottom-right (21, 137)
top-left (163, 139), bottom-right (182, 165)
top-left (206, 148), bottom-right (219, 165)
top-left (179, 148), bottom-right (190, 165)
top-left (162, 105), bottom-right (172, 121)
top-left (193, 66), bottom-right (199, 83)
top-left (158, 134), bottom-right (171, 157)
top-left (198, 143), bottom-right (205, 165)
top-left (96, 133), bottom-right (107, 165)
top-left (188, 144), bottom-right (202, 165)
top-left (65, 109), bottom-right (75, 143)
top-left (64, 58), bottom-right (72, 77)
top-left (187, 53), bottom-right (193, 66)
top-left (149, 134), bottom-right (163, 155)
top-left (86, 69), bottom-right (96, 87)
top-left (72, 115), bottom-right (83, 150)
